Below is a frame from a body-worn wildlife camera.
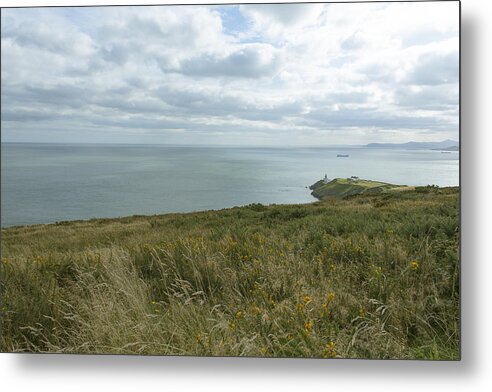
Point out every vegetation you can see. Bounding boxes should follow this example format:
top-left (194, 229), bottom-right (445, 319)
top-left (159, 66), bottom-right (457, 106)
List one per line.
top-left (1, 186), bottom-right (460, 359)
top-left (310, 177), bottom-right (412, 200)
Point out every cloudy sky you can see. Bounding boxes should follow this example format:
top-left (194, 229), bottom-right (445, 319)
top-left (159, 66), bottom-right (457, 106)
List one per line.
top-left (1, 1), bottom-right (459, 146)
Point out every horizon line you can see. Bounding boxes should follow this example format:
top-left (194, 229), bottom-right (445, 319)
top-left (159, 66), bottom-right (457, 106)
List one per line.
top-left (0, 139), bottom-right (459, 148)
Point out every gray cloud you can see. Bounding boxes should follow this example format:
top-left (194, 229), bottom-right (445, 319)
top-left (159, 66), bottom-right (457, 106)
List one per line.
top-left (2, 109), bottom-right (56, 122)
top-left (154, 86), bottom-right (304, 121)
top-left (100, 44), bottom-right (130, 65)
top-left (405, 51), bottom-right (459, 86)
top-left (394, 85), bottom-right (458, 110)
top-left (340, 33), bottom-right (365, 51)
top-left (300, 106), bottom-right (456, 131)
top-left (168, 44), bottom-right (283, 79)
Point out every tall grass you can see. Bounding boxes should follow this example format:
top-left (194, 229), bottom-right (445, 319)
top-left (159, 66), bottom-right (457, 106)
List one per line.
top-left (1, 187), bottom-right (460, 358)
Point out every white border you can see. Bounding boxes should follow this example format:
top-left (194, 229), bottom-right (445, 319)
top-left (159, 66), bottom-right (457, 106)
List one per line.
top-left (2, 0), bottom-right (492, 391)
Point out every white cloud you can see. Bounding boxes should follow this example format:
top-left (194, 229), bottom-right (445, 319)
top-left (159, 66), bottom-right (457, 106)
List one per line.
top-left (1, 2), bottom-right (459, 145)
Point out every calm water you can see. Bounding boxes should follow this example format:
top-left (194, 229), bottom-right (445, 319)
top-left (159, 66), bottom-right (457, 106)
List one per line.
top-left (1, 143), bottom-right (459, 227)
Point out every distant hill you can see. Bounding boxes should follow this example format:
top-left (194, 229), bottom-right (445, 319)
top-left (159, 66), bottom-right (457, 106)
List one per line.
top-left (366, 139), bottom-right (458, 149)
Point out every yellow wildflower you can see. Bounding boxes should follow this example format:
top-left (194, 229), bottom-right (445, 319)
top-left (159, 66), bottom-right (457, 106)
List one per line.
top-left (372, 265), bottom-right (383, 277)
top-left (304, 319), bottom-right (313, 334)
top-left (324, 341), bottom-right (337, 358)
top-left (410, 260), bottom-right (419, 271)
top-left (327, 292), bottom-right (335, 303)
top-left (235, 310), bottom-right (243, 319)
top-left (303, 295), bottom-right (312, 304)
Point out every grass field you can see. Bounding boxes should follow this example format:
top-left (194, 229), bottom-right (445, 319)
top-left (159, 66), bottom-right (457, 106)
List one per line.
top-left (310, 177), bottom-right (413, 199)
top-left (0, 186), bottom-right (460, 359)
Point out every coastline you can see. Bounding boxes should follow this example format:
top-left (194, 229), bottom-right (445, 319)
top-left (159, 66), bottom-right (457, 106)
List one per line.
top-left (0, 199), bottom-right (318, 231)
top-left (1, 182), bottom-right (460, 231)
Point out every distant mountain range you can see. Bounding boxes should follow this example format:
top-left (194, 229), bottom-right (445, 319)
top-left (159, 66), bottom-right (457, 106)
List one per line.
top-left (366, 139), bottom-right (459, 150)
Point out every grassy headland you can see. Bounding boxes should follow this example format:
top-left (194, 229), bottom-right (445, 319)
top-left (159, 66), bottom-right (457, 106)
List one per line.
top-left (310, 177), bottom-right (413, 200)
top-left (1, 184), bottom-right (459, 358)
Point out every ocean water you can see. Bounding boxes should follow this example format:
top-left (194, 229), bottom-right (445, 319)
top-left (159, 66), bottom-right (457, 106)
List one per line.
top-left (0, 143), bottom-right (459, 227)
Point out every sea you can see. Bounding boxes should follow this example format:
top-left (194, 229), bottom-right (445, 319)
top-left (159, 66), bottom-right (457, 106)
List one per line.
top-left (0, 143), bottom-right (459, 227)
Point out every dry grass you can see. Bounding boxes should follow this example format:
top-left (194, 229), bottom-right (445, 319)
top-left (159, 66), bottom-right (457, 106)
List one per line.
top-left (1, 187), bottom-right (460, 358)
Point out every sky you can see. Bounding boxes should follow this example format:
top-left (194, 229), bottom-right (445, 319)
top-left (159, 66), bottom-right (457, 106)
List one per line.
top-left (1, 2), bottom-right (460, 146)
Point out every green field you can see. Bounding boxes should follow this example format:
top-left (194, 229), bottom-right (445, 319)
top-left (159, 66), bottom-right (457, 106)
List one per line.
top-left (0, 186), bottom-right (460, 359)
top-left (310, 177), bottom-right (414, 200)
